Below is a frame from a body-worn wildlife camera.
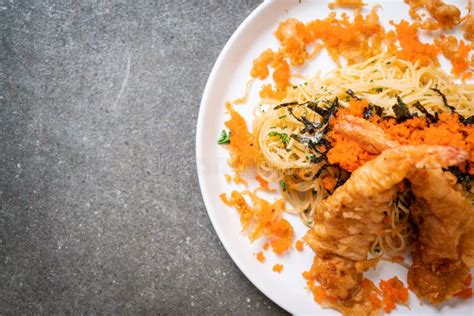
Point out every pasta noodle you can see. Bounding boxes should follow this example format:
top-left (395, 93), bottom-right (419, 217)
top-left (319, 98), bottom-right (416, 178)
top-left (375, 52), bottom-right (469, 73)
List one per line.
top-left (253, 52), bottom-right (474, 255)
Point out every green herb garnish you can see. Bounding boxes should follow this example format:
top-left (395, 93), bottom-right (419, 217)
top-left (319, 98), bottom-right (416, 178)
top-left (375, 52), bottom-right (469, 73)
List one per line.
top-left (217, 130), bottom-right (231, 145)
top-left (269, 131), bottom-right (289, 146)
top-left (280, 180), bottom-right (287, 192)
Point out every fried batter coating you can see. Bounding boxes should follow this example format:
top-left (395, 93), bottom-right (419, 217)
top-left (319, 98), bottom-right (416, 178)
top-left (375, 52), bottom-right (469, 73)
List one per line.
top-left (335, 115), bottom-right (474, 303)
top-left (408, 244), bottom-right (470, 304)
top-left (304, 141), bottom-right (468, 300)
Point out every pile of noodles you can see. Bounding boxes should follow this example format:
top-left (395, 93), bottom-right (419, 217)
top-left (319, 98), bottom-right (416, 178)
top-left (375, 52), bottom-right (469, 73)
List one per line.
top-left (252, 53), bottom-right (474, 255)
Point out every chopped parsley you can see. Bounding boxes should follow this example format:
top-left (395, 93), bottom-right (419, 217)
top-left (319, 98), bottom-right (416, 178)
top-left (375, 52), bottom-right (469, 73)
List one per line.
top-left (279, 180), bottom-right (287, 192)
top-left (217, 129), bottom-right (230, 145)
top-left (269, 131), bottom-right (289, 146)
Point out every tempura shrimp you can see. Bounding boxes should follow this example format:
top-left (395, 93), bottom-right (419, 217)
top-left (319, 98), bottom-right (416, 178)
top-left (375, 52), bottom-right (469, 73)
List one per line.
top-left (335, 115), bottom-right (474, 303)
top-left (304, 142), bottom-right (468, 300)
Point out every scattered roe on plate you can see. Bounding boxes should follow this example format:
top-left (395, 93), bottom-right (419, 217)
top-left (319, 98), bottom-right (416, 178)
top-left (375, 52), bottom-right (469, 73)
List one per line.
top-left (224, 102), bottom-right (258, 171)
top-left (250, 4), bottom-right (473, 100)
top-left (272, 263), bottom-right (284, 273)
top-left (327, 100), bottom-right (474, 172)
top-left (295, 240), bottom-right (304, 252)
top-left (250, 6), bottom-right (385, 100)
top-left (389, 20), bottom-right (439, 66)
top-left (255, 175), bottom-right (271, 191)
top-left (328, 0), bottom-right (366, 10)
top-left (379, 277), bottom-right (409, 313)
top-left (256, 251), bottom-right (266, 263)
top-left (435, 35), bottom-right (473, 77)
top-left (220, 190), bottom-right (293, 255)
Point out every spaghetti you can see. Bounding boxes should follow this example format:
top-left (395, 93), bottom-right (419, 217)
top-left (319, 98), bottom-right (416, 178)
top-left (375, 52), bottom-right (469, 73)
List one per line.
top-left (252, 53), bottom-right (474, 255)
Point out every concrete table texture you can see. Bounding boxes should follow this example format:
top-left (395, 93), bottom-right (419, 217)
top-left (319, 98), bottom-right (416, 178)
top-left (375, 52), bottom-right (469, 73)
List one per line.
top-left (0, 1), bottom-right (288, 314)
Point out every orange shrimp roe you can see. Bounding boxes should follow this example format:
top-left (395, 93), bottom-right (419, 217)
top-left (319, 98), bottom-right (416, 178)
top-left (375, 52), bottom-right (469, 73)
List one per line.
top-left (328, 99), bottom-right (474, 173)
top-left (272, 263), bottom-right (284, 273)
top-left (328, 0), bottom-right (366, 10)
top-left (220, 190), bottom-right (293, 255)
top-left (322, 175), bottom-right (337, 191)
top-left (255, 175), bottom-right (270, 190)
top-left (251, 7), bottom-right (385, 99)
top-left (379, 277), bottom-right (409, 313)
top-left (435, 35), bottom-right (473, 76)
top-left (295, 240), bottom-right (304, 252)
top-left (327, 132), bottom-right (376, 172)
top-left (263, 242), bottom-right (270, 251)
top-left (327, 99), bottom-right (378, 172)
top-left (391, 20), bottom-right (439, 66)
top-left (256, 251), bottom-right (266, 263)
top-left (224, 103), bottom-right (258, 171)
top-left (250, 49), bottom-right (274, 80)
top-left (259, 84), bottom-right (286, 101)
top-left (379, 113), bottom-right (474, 168)
top-left (250, 4), bottom-right (470, 103)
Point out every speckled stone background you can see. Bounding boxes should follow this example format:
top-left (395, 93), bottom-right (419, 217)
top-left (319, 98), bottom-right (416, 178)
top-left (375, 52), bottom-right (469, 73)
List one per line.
top-left (0, 1), bottom-right (287, 314)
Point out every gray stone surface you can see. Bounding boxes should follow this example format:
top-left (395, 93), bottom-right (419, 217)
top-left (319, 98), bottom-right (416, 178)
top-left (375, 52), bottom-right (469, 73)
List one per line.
top-left (0, 1), bottom-right (287, 314)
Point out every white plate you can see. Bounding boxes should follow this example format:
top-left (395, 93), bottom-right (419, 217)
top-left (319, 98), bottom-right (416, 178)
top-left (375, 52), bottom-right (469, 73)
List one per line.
top-left (196, 1), bottom-right (473, 314)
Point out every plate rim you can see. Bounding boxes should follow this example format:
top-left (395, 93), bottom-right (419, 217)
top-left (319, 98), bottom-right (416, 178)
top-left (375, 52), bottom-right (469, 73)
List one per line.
top-left (195, 1), bottom-right (472, 315)
top-left (195, 1), bottom-right (294, 313)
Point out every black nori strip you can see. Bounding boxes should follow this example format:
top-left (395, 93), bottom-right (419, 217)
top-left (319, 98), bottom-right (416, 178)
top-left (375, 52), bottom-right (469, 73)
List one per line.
top-left (373, 104), bottom-right (384, 116)
top-left (334, 167), bottom-right (349, 189)
top-left (330, 97), bottom-right (340, 114)
top-left (317, 138), bottom-right (332, 149)
top-left (413, 101), bottom-right (439, 123)
top-left (461, 116), bottom-right (474, 125)
top-left (288, 108), bottom-right (322, 133)
top-left (431, 88), bottom-right (456, 112)
top-left (314, 164), bottom-right (330, 179)
top-left (307, 104), bottom-right (333, 126)
top-left (447, 166), bottom-right (472, 191)
top-left (310, 155), bottom-right (325, 164)
top-left (392, 96), bottom-right (412, 122)
top-left (363, 103), bottom-right (384, 119)
top-left (290, 133), bottom-right (324, 151)
top-left (307, 102), bottom-right (328, 117)
top-left (346, 89), bottom-right (361, 100)
top-left (274, 101), bottom-right (298, 109)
